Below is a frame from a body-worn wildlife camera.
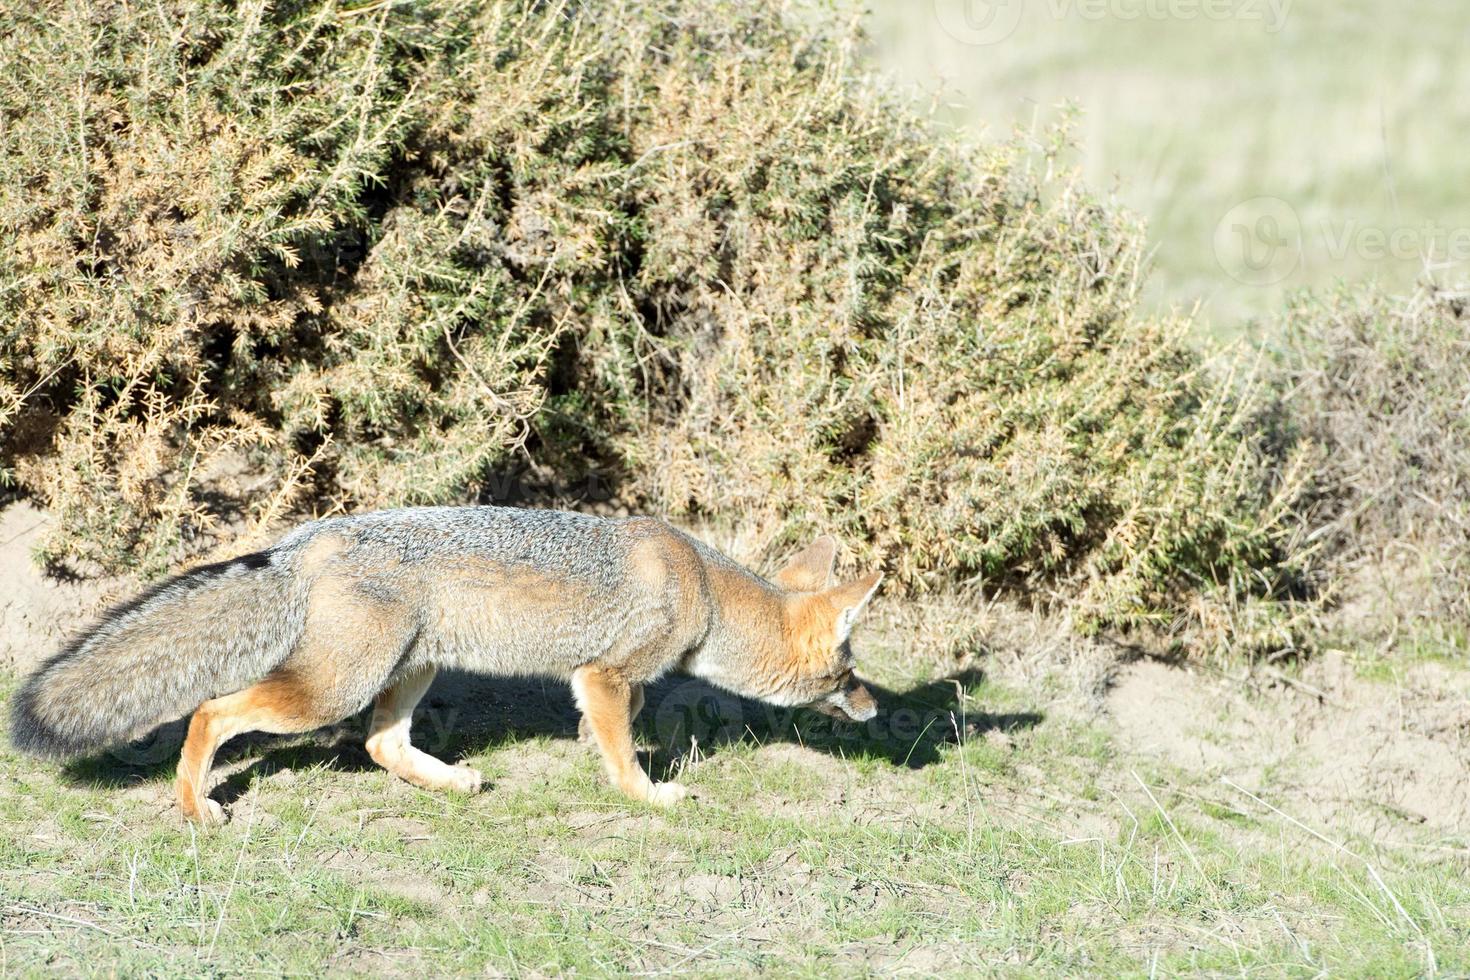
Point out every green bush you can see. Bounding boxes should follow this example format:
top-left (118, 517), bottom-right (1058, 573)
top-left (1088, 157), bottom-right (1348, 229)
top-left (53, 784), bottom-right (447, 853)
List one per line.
top-left (0, 0), bottom-right (1308, 652)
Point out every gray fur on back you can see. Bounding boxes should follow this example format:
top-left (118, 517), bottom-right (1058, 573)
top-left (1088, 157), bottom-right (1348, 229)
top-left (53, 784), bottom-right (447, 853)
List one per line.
top-left (276, 506), bottom-right (634, 580)
top-left (272, 506), bottom-right (725, 683)
top-left (276, 506), bottom-right (704, 679)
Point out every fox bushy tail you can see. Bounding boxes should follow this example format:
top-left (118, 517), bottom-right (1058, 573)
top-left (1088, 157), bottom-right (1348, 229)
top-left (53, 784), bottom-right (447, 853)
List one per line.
top-left (10, 552), bottom-right (307, 758)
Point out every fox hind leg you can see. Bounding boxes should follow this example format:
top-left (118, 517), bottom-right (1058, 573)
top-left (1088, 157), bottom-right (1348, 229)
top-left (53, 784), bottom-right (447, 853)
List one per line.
top-left (366, 665), bottom-right (482, 795)
top-left (176, 579), bottom-right (417, 825)
top-left (572, 666), bottom-right (683, 807)
top-left (176, 671), bottom-right (343, 826)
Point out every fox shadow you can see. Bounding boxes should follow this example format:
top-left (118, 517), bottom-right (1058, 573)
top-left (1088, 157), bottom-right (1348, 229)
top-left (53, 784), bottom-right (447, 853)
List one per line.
top-left (60, 667), bottom-right (1041, 804)
top-left (634, 667), bottom-right (1041, 778)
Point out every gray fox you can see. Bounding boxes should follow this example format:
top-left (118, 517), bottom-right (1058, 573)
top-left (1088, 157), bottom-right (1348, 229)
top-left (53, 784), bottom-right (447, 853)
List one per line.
top-left (11, 506), bottom-right (881, 824)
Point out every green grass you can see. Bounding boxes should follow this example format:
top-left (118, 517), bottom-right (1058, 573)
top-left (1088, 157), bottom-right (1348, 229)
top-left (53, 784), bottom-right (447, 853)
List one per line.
top-left (2, 644), bottom-right (1466, 975)
top-left (866, 0), bottom-right (1470, 331)
top-left (1353, 622), bottom-right (1469, 683)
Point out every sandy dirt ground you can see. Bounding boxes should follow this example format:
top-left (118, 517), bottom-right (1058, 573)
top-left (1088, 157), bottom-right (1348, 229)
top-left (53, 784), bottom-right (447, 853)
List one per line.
top-left (1109, 655), bottom-right (1470, 834)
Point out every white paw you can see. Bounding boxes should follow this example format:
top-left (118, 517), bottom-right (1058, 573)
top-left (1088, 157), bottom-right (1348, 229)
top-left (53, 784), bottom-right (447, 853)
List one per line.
top-left (578, 716), bottom-right (595, 745)
top-left (187, 798), bottom-right (227, 827)
top-left (646, 782), bottom-right (688, 808)
top-left (446, 765), bottom-right (483, 795)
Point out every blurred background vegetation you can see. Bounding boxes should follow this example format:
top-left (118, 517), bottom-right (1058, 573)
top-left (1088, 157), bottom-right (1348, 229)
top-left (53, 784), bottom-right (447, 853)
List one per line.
top-left (865, 0), bottom-right (1470, 331)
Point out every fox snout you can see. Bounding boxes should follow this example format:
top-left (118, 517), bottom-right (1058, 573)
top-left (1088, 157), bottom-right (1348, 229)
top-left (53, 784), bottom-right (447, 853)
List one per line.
top-left (815, 676), bottom-right (878, 722)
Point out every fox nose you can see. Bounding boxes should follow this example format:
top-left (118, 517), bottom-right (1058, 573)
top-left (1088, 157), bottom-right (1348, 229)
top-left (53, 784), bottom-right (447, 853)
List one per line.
top-left (822, 681), bottom-right (878, 722)
top-left (844, 676), bottom-right (878, 721)
top-left (845, 685), bottom-right (878, 722)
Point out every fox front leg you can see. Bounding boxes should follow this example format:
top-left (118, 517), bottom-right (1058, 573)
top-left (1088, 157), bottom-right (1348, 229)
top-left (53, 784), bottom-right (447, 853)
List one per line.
top-left (578, 682), bottom-right (643, 745)
top-left (571, 666), bottom-right (684, 807)
top-left (366, 666), bottom-right (483, 795)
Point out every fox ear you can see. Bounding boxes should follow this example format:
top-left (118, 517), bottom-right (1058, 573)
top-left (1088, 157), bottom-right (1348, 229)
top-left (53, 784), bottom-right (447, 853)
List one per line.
top-left (827, 571), bottom-right (883, 642)
top-left (774, 536), bottom-right (838, 592)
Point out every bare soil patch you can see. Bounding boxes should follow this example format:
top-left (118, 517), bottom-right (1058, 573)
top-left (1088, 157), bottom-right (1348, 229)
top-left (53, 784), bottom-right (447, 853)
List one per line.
top-left (0, 501), bottom-right (119, 672)
top-left (1108, 656), bottom-right (1470, 831)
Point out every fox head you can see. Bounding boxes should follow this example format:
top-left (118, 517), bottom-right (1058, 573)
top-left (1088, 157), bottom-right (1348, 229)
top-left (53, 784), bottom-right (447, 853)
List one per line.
top-left (768, 537), bottom-right (882, 723)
